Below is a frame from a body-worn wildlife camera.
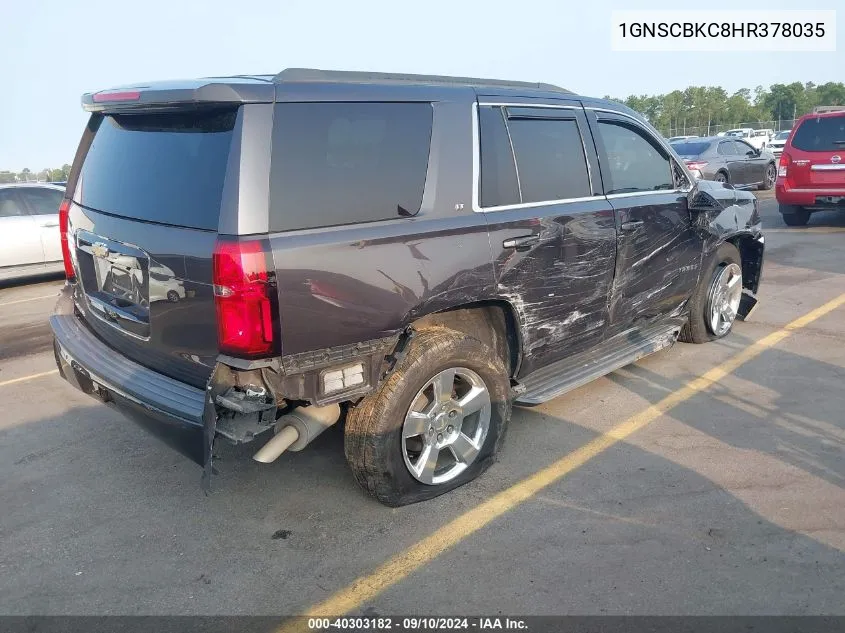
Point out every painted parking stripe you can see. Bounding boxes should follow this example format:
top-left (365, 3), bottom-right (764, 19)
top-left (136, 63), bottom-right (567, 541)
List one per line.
top-left (276, 291), bottom-right (845, 631)
top-left (0, 293), bottom-right (59, 307)
top-left (0, 369), bottom-right (59, 388)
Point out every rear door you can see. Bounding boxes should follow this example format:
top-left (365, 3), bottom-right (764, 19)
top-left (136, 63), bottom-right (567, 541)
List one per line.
top-left (478, 100), bottom-right (617, 375)
top-left (66, 106), bottom-right (251, 388)
top-left (587, 110), bottom-right (701, 333)
top-left (716, 140), bottom-right (743, 183)
top-left (0, 189), bottom-right (44, 268)
top-left (18, 186), bottom-right (64, 263)
top-left (786, 114), bottom-right (845, 189)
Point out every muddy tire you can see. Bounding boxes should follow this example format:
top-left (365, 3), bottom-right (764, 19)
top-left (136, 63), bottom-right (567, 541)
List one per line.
top-left (344, 327), bottom-right (511, 507)
top-left (680, 242), bottom-right (743, 344)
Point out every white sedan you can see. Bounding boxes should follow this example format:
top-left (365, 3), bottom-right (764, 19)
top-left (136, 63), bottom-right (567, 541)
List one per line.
top-left (0, 183), bottom-right (66, 282)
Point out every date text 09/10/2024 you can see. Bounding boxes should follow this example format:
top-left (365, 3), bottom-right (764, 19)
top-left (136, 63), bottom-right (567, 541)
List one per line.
top-left (307, 617), bottom-right (529, 630)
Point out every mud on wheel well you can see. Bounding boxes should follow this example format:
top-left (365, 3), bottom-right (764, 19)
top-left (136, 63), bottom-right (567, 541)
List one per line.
top-left (411, 302), bottom-right (520, 378)
top-left (726, 235), bottom-right (764, 294)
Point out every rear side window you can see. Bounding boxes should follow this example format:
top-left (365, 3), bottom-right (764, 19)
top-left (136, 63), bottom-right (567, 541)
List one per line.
top-left (672, 141), bottom-right (711, 155)
top-left (20, 188), bottom-right (63, 215)
top-left (596, 121), bottom-right (673, 193)
top-left (506, 116), bottom-right (591, 203)
top-left (717, 141), bottom-right (737, 156)
top-left (478, 106), bottom-right (520, 208)
top-left (0, 191), bottom-right (26, 217)
top-left (791, 116), bottom-right (845, 152)
top-left (270, 102), bottom-right (433, 232)
top-left (77, 109), bottom-right (237, 231)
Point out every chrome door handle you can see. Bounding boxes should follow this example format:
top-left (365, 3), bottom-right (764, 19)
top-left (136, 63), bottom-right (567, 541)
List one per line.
top-left (620, 220), bottom-right (644, 231)
top-left (503, 235), bottom-right (540, 251)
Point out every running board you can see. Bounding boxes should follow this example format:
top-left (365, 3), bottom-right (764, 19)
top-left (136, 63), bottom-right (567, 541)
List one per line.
top-left (514, 321), bottom-right (684, 406)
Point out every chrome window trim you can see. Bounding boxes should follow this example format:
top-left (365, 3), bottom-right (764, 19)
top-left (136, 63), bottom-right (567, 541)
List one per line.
top-left (472, 101), bottom-right (596, 213)
top-left (811, 164), bottom-right (845, 171)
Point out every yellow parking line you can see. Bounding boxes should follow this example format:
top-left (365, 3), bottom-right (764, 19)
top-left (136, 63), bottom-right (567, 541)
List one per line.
top-left (0, 369), bottom-right (59, 388)
top-left (766, 227), bottom-right (845, 234)
top-left (277, 291), bottom-right (845, 631)
top-left (0, 293), bottom-right (59, 307)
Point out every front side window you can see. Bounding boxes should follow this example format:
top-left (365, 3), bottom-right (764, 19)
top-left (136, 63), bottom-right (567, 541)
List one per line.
top-left (734, 140), bottom-right (756, 156)
top-left (269, 102), bottom-right (433, 232)
top-left (20, 187), bottom-right (63, 215)
top-left (596, 121), bottom-right (673, 193)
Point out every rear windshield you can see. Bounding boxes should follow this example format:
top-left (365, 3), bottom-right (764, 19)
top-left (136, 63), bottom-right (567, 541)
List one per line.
top-left (76, 108), bottom-right (237, 230)
top-left (670, 141), bottom-right (710, 156)
top-left (791, 116), bottom-right (845, 152)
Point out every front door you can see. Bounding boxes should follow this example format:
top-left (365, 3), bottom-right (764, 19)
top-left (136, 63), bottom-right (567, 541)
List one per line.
top-left (586, 110), bottom-right (702, 334)
top-left (0, 189), bottom-right (44, 269)
top-left (477, 100), bottom-right (617, 376)
top-left (734, 139), bottom-right (768, 187)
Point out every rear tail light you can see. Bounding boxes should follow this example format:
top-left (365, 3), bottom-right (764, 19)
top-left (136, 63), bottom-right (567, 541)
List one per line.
top-left (58, 199), bottom-right (75, 281)
top-left (212, 238), bottom-right (278, 358)
top-left (778, 153), bottom-right (791, 178)
top-left (685, 160), bottom-right (709, 171)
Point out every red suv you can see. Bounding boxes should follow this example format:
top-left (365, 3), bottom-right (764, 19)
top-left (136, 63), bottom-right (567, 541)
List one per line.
top-left (776, 110), bottom-right (845, 226)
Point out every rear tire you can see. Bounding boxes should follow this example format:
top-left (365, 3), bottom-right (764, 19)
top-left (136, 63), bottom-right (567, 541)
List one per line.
top-left (344, 327), bottom-right (511, 507)
top-left (780, 204), bottom-right (810, 226)
top-left (760, 162), bottom-right (777, 190)
top-left (680, 242), bottom-right (743, 344)
top-left (714, 171), bottom-right (729, 184)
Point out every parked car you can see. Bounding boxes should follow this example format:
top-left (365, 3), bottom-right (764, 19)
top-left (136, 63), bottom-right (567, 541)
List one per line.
top-left (667, 135), bottom-right (698, 143)
top-left (725, 128), bottom-right (769, 151)
top-left (776, 110), bottom-right (845, 226)
top-left (0, 183), bottom-right (65, 281)
top-left (50, 69), bottom-right (764, 506)
top-left (752, 128), bottom-right (774, 147)
top-left (767, 130), bottom-right (791, 157)
top-left (670, 136), bottom-right (778, 190)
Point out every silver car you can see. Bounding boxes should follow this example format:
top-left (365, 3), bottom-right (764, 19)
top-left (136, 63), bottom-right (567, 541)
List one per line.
top-left (0, 183), bottom-right (65, 281)
top-left (767, 130), bottom-right (791, 158)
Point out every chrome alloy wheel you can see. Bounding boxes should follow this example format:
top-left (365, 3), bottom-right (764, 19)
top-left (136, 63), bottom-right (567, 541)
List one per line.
top-left (401, 367), bottom-right (491, 485)
top-left (706, 262), bottom-right (743, 337)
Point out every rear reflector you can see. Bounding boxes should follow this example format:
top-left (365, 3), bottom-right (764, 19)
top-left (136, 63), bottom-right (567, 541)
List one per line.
top-left (92, 90), bottom-right (141, 103)
top-left (685, 160), bottom-right (709, 171)
top-left (212, 238), bottom-right (277, 358)
top-left (58, 199), bottom-right (75, 281)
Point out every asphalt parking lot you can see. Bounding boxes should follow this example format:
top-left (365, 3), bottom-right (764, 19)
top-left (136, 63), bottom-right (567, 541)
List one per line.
top-left (1, 192), bottom-right (844, 618)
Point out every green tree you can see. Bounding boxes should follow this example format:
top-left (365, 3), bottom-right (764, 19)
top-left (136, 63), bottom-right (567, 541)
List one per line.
top-left (0, 171), bottom-right (16, 184)
top-left (61, 164), bottom-right (71, 179)
top-left (49, 168), bottom-right (65, 182)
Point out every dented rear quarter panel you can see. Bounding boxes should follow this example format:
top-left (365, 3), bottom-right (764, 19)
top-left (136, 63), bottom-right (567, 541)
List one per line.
top-left (268, 99), bottom-right (498, 357)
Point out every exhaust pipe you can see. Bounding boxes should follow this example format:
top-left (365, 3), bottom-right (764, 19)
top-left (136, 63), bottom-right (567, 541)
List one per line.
top-left (252, 403), bottom-right (341, 464)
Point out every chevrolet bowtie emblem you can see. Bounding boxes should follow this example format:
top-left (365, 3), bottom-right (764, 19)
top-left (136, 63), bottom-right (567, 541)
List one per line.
top-left (91, 242), bottom-right (110, 258)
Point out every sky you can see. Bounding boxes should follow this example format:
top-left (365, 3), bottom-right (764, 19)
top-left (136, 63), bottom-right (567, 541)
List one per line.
top-left (0, 0), bottom-right (841, 170)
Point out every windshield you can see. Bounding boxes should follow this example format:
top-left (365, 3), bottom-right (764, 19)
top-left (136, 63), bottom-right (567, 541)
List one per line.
top-left (791, 116), bottom-right (845, 152)
top-left (670, 141), bottom-right (711, 156)
top-left (774, 131), bottom-right (790, 140)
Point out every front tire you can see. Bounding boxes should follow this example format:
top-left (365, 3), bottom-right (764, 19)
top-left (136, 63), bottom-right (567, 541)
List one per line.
top-left (344, 327), bottom-right (511, 507)
top-left (680, 242), bottom-right (743, 344)
top-left (780, 204), bottom-right (810, 226)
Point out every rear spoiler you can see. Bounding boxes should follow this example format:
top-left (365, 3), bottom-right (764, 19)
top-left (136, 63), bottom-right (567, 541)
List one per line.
top-left (81, 78), bottom-right (275, 113)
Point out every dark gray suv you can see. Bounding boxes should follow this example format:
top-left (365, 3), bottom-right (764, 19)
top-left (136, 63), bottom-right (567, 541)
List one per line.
top-left (51, 69), bottom-right (765, 506)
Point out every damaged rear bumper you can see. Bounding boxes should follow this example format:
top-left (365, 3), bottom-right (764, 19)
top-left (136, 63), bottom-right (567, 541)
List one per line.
top-left (50, 295), bottom-right (208, 466)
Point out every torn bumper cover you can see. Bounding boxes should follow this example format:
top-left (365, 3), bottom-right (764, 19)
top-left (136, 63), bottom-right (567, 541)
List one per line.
top-left (50, 293), bottom-right (208, 467)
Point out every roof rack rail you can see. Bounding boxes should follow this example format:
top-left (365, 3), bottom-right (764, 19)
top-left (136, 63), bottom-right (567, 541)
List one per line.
top-left (272, 68), bottom-right (571, 94)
